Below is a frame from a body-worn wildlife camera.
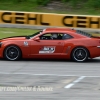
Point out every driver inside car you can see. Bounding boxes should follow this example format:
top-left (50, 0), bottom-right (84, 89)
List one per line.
top-left (51, 33), bottom-right (58, 39)
top-left (51, 33), bottom-right (62, 40)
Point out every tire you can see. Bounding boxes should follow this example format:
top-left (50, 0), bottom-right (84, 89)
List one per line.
top-left (4, 45), bottom-right (21, 61)
top-left (71, 47), bottom-right (89, 62)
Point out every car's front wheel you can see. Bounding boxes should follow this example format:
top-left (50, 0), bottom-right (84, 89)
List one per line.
top-left (71, 47), bottom-right (89, 62)
top-left (4, 45), bottom-right (21, 61)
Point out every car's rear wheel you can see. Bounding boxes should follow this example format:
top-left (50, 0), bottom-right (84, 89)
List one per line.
top-left (4, 45), bottom-right (21, 61)
top-left (71, 47), bottom-right (89, 62)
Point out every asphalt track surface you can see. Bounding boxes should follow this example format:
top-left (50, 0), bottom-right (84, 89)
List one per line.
top-left (0, 57), bottom-right (100, 100)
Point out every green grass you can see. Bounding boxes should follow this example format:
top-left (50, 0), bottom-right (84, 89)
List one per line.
top-left (0, 28), bottom-right (38, 39)
top-left (0, 1), bottom-right (38, 12)
top-left (0, 27), bottom-right (100, 39)
top-left (0, 0), bottom-right (100, 15)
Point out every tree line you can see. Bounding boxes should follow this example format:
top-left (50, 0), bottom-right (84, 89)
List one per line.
top-left (1, 0), bottom-right (100, 9)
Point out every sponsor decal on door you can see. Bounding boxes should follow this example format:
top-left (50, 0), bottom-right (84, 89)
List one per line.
top-left (39, 46), bottom-right (55, 54)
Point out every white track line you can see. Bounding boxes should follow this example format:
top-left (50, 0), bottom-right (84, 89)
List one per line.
top-left (1, 72), bottom-right (100, 89)
top-left (0, 72), bottom-right (100, 77)
top-left (64, 76), bottom-right (86, 89)
top-left (0, 72), bottom-right (78, 76)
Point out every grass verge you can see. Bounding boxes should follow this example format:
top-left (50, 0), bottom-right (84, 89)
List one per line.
top-left (0, 28), bottom-right (38, 39)
top-left (0, 0), bottom-right (100, 15)
top-left (0, 27), bottom-right (100, 39)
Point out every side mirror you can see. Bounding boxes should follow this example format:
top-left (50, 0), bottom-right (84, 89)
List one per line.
top-left (34, 37), bottom-right (40, 42)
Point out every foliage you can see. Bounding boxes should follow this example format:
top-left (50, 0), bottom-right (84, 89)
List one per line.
top-left (86, 0), bottom-right (100, 8)
top-left (1, 0), bottom-right (100, 15)
top-left (36, 0), bottom-right (50, 6)
top-left (1, 0), bottom-right (100, 8)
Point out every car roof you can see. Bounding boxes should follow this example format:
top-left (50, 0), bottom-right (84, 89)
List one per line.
top-left (44, 28), bottom-right (76, 33)
top-left (43, 28), bottom-right (90, 38)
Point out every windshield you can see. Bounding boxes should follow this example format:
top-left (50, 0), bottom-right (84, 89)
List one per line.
top-left (76, 30), bottom-right (91, 37)
top-left (26, 31), bottom-right (42, 39)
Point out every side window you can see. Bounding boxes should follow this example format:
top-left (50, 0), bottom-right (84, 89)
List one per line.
top-left (51, 33), bottom-right (63, 40)
top-left (62, 34), bottom-right (73, 40)
top-left (39, 33), bottom-right (72, 40)
top-left (39, 33), bottom-right (63, 40)
top-left (40, 33), bottom-right (52, 40)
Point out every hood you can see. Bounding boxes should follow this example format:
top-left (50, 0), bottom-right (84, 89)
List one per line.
top-left (0, 36), bottom-right (28, 41)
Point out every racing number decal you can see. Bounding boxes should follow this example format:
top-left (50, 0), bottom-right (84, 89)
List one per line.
top-left (24, 41), bottom-right (28, 46)
top-left (39, 46), bottom-right (55, 54)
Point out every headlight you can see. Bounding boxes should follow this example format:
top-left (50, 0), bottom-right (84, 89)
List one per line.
top-left (0, 42), bottom-right (2, 48)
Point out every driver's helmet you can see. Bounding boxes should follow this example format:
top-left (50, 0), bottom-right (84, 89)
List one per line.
top-left (51, 33), bottom-right (58, 38)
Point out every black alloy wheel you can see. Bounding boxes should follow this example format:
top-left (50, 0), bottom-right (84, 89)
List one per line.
top-left (4, 46), bottom-right (21, 61)
top-left (72, 47), bottom-right (89, 62)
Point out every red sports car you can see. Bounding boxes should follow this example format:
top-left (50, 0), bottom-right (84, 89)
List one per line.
top-left (0, 28), bottom-right (100, 62)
